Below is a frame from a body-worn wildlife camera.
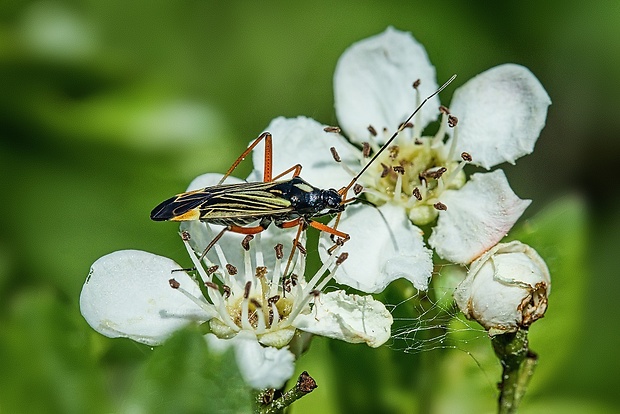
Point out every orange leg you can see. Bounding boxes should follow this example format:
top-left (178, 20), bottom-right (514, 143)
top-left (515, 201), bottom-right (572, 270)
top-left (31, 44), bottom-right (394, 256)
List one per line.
top-left (218, 132), bottom-right (273, 185)
top-left (198, 224), bottom-right (268, 261)
top-left (272, 164), bottom-right (303, 180)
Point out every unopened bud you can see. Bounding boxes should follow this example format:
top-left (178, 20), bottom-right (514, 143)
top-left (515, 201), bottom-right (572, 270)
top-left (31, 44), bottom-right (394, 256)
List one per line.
top-left (454, 241), bottom-right (550, 336)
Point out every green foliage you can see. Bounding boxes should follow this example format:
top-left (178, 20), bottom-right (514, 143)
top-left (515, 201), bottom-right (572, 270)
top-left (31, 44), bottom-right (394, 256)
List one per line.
top-left (125, 329), bottom-right (252, 414)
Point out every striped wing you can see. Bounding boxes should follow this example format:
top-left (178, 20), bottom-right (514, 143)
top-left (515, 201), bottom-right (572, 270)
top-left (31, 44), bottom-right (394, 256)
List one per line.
top-left (150, 181), bottom-right (294, 226)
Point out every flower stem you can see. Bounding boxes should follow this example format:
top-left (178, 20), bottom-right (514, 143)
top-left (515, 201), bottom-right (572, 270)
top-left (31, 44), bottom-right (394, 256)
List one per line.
top-left (256, 371), bottom-right (318, 414)
top-left (491, 329), bottom-right (538, 414)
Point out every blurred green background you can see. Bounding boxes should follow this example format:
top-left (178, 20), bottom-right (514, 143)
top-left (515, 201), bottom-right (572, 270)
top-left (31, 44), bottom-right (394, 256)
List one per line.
top-left (0, 1), bottom-right (618, 413)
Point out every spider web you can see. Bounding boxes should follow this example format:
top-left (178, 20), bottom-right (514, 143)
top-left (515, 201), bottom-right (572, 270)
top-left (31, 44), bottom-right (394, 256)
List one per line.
top-left (386, 263), bottom-right (488, 355)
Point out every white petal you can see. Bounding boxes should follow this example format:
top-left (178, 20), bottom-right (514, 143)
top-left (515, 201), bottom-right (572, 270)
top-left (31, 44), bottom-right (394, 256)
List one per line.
top-left (319, 203), bottom-right (433, 293)
top-left (454, 241), bottom-right (550, 335)
top-left (249, 116), bottom-right (358, 190)
top-left (334, 27), bottom-right (439, 143)
top-left (429, 170), bottom-right (531, 264)
top-left (447, 64), bottom-right (551, 169)
top-left (80, 250), bottom-right (214, 346)
top-left (206, 331), bottom-right (295, 389)
top-left (292, 290), bottom-right (393, 347)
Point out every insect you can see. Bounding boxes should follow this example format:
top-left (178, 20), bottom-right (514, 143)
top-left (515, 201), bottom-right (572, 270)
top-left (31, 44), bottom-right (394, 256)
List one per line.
top-left (151, 75), bottom-right (456, 258)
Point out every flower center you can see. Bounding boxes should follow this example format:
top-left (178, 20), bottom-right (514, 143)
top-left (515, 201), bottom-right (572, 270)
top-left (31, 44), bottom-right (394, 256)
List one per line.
top-left (360, 111), bottom-right (467, 225)
top-left (176, 228), bottom-right (343, 348)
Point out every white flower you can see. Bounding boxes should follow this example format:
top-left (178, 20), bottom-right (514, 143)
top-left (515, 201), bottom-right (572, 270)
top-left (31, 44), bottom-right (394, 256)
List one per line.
top-left (453, 241), bottom-right (551, 335)
top-left (80, 173), bottom-right (392, 389)
top-left (247, 27), bottom-right (550, 294)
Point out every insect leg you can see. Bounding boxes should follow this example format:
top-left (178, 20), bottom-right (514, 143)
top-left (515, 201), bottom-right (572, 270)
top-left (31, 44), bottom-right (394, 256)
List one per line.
top-left (308, 220), bottom-right (350, 255)
top-left (218, 132), bottom-right (273, 185)
top-left (271, 164), bottom-right (303, 180)
top-left (198, 224), bottom-right (268, 261)
top-left (279, 218), bottom-right (306, 284)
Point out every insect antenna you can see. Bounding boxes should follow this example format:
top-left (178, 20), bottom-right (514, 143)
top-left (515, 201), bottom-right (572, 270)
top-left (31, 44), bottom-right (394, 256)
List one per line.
top-left (338, 74), bottom-right (457, 199)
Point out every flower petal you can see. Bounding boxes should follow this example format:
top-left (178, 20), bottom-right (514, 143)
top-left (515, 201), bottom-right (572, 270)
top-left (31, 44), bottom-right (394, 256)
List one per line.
top-left (334, 27), bottom-right (439, 143)
top-left (205, 331), bottom-right (295, 389)
top-left (292, 290), bottom-right (393, 347)
top-left (80, 250), bottom-right (214, 346)
top-left (248, 116), bottom-right (358, 190)
top-left (319, 203), bottom-right (433, 292)
top-left (429, 170), bottom-right (531, 264)
top-left (447, 64), bottom-right (551, 169)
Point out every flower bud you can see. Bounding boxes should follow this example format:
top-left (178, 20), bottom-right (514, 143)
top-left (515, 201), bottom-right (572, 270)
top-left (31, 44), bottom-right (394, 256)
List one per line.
top-left (454, 241), bottom-right (550, 335)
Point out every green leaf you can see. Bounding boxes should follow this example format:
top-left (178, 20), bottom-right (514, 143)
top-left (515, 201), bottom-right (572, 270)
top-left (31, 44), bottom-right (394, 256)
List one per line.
top-left (125, 328), bottom-right (253, 414)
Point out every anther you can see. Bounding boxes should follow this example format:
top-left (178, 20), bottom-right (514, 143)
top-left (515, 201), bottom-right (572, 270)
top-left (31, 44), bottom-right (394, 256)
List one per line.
top-left (169, 278), bottom-right (180, 289)
top-left (422, 166), bottom-right (447, 180)
top-left (244, 281), bottom-right (252, 299)
top-left (324, 126), bottom-right (341, 133)
top-left (250, 298), bottom-right (262, 309)
top-left (393, 165), bottom-right (405, 175)
top-left (274, 243), bottom-right (284, 260)
top-left (362, 142), bottom-right (371, 158)
top-left (241, 235), bottom-right (253, 251)
top-left (291, 273), bottom-right (298, 287)
top-left (448, 115), bottom-right (458, 128)
top-left (205, 281), bottom-right (219, 290)
top-left (255, 266), bottom-right (268, 279)
top-left (330, 147), bottom-right (341, 162)
top-left (207, 265), bottom-right (219, 275)
top-left (226, 264), bottom-right (238, 276)
top-left (388, 146), bottom-right (399, 160)
top-left (433, 202), bottom-right (448, 211)
top-left (336, 252), bottom-right (349, 265)
top-left (367, 125), bottom-right (377, 136)
top-left (181, 231), bottom-right (191, 241)
top-left (439, 105), bottom-right (450, 115)
top-left (310, 289), bottom-right (321, 297)
top-left (283, 277), bottom-right (292, 293)
top-left (461, 152), bottom-right (472, 162)
top-left (268, 295), bottom-right (280, 305)
top-left (295, 241), bottom-right (307, 256)
top-left (222, 284), bottom-right (231, 299)
top-left (380, 163), bottom-right (390, 178)
top-left (353, 183), bottom-right (364, 195)
top-left (412, 187), bottom-right (422, 201)
top-left (412, 79), bottom-right (421, 89)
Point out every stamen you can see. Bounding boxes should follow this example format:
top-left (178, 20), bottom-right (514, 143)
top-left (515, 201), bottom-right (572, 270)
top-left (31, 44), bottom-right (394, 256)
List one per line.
top-left (367, 125), bottom-right (377, 137)
top-left (433, 202), bottom-right (448, 211)
top-left (446, 123), bottom-right (460, 161)
top-left (448, 115), bottom-right (458, 128)
top-left (324, 126), bottom-right (341, 133)
top-left (330, 147), bottom-right (341, 163)
top-left (394, 170), bottom-right (403, 200)
top-left (226, 264), bottom-right (238, 276)
top-left (168, 278), bottom-right (219, 320)
top-left (444, 158), bottom-right (468, 188)
top-left (243, 246), bottom-right (252, 282)
top-left (254, 232), bottom-right (265, 268)
top-left (362, 142), bottom-right (371, 158)
top-left (241, 235), bottom-right (253, 251)
top-left (270, 244), bottom-right (283, 297)
top-left (432, 110), bottom-right (449, 147)
top-left (413, 81), bottom-right (422, 138)
top-left (270, 302), bottom-right (280, 325)
top-left (353, 184), bottom-right (364, 195)
top-left (180, 231), bottom-right (214, 289)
